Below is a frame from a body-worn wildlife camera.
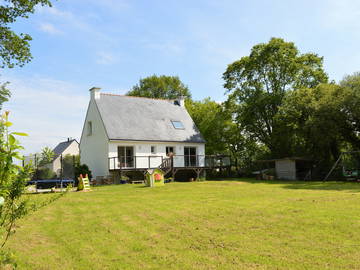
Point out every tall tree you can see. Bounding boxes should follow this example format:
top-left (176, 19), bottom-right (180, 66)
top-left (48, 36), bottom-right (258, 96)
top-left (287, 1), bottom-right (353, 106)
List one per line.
top-left (185, 98), bottom-right (228, 154)
top-left (0, 0), bottom-right (52, 69)
top-left (127, 75), bottom-right (191, 99)
top-left (0, 1), bottom-right (53, 256)
top-left (0, 82), bottom-right (10, 110)
top-left (0, 0), bottom-right (52, 109)
top-left (279, 83), bottom-right (360, 166)
top-left (38, 146), bottom-right (55, 166)
top-left (223, 38), bottom-right (328, 156)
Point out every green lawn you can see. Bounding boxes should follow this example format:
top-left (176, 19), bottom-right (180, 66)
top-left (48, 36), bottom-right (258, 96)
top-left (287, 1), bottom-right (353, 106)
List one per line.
top-left (7, 180), bottom-right (360, 269)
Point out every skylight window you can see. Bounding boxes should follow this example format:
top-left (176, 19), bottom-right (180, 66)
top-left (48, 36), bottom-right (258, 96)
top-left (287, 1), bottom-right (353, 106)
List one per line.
top-left (171, 120), bottom-right (184, 129)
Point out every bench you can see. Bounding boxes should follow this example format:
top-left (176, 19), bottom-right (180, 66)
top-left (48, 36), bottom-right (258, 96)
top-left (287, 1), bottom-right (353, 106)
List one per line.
top-left (130, 180), bottom-right (145, 184)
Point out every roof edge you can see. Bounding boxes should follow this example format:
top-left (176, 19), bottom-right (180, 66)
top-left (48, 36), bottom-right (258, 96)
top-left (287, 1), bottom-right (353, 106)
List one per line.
top-left (108, 138), bottom-right (206, 144)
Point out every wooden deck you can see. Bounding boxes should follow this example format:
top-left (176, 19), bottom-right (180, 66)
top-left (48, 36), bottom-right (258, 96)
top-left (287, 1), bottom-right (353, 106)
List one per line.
top-left (108, 155), bottom-right (231, 180)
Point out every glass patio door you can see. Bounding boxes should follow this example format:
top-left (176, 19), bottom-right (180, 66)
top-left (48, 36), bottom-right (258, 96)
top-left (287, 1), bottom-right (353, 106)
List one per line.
top-left (118, 146), bottom-right (134, 168)
top-left (184, 147), bottom-right (197, 167)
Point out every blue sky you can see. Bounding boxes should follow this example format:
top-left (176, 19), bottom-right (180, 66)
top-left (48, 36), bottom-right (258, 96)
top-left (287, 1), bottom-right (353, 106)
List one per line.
top-left (3, 0), bottom-right (360, 154)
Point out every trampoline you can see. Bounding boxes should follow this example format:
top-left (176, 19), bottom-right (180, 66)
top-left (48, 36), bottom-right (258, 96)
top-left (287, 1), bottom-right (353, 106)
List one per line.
top-left (28, 179), bottom-right (75, 190)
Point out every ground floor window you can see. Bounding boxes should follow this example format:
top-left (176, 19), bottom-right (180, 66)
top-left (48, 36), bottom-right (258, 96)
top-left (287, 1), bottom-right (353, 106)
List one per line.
top-left (184, 147), bottom-right (197, 167)
top-left (166, 146), bottom-right (175, 156)
top-left (118, 146), bottom-right (134, 168)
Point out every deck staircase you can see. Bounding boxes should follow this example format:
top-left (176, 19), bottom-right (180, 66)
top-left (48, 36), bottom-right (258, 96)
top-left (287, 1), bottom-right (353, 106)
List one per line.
top-left (158, 157), bottom-right (173, 176)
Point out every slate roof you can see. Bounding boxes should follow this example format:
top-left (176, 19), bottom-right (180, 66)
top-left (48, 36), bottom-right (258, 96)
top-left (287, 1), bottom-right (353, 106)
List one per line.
top-left (53, 139), bottom-right (78, 157)
top-left (95, 94), bottom-right (205, 143)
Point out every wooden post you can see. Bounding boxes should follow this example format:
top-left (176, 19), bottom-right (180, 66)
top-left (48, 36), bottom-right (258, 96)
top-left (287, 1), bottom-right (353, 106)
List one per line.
top-left (72, 155), bottom-right (76, 179)
top-left (196, 169), bottom-right (201, 180)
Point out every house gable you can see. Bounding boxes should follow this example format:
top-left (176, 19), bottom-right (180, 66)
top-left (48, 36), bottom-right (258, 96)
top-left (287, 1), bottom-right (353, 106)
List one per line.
top-left (79, 94), bottom-right (109, 178)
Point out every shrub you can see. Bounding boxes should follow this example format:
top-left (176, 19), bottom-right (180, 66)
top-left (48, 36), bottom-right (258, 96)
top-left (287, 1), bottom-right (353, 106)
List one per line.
top-left (34, 167), bottom-right (56, 180)
top-left (0, 111), bottom-right (32, 248)
top-left (74, 164), bottom-right (92, 180)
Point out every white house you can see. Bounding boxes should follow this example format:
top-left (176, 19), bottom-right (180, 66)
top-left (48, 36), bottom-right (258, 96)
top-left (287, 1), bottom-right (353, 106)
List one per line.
top-left (51, 138), bottom-right (79, 176)
top-left (80, 87), bottom-right (207, 179)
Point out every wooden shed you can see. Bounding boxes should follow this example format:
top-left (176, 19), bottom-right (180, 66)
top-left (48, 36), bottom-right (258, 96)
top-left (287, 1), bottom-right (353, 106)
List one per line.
top-left (257, 157), bottom-right (313, 180)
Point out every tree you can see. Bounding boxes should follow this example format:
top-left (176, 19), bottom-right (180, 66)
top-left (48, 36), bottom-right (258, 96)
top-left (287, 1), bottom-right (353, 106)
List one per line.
top-left (0, 0), bottom-right (52, 69)
top-left (0, 1), bottom-right (54, 262)
top-left (185, 98), bottom-right (228, 154)
top-left (0, 111), bottom-right (30, 248)
top-left (127, 75), bottom-right (191, 99)
top-left (223, 38), bottom-right (328, 156)
top-left (278, 82), bottom-right (360, 168)
top-left (38, 146), bottom-right (54, 167)
top-left (0, 82), bottom-right (10, 110)
top-left (0, 0), bottom-right (52, 112)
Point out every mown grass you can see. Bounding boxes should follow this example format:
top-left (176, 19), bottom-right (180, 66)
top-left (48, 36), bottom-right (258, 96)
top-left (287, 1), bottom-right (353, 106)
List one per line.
top-left (7, 180), bottom-right (360, 269)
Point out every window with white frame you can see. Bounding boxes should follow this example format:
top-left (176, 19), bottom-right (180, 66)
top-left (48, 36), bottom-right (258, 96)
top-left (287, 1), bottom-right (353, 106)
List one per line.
top-left (151, 146), bottom-right (156, 154)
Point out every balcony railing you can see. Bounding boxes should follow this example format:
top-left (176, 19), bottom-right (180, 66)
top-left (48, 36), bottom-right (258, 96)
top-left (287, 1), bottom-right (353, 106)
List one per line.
top-left (108, 155), bottom-right (230, 170)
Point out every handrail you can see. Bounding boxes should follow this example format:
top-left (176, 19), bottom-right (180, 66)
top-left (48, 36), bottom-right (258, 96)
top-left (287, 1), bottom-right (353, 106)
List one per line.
top-left (108, 154), bottom-right (231, 170)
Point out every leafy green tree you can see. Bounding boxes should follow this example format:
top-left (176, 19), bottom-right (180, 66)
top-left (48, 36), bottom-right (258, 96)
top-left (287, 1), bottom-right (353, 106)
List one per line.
top-left (127, 75), bottom-right (191, 99)
top-left (0, 111), bottom-right (30, 247)
top-left (0, 0), bottom-right (52, 69)
top-left (223, 38), bottom-right (328, 156)
top-left (185, 98), bottom-right (228, 154)
top-left (278, 83), bottom-right (360, 167)
top-left (0, 0), bottom-right (52, 112)
top-left (38, 146), bottom-right (54, 167)
top-left (0, 82), bottom-right (10, 111)
top-left (339, 72), bottom-right (360, 142)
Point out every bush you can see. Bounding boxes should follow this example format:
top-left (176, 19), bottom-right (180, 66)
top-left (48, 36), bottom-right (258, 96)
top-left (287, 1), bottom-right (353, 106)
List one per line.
top-left (34, 168), bottom-right (56, 180)
top-left (74, 164), bottom-right (92, 180)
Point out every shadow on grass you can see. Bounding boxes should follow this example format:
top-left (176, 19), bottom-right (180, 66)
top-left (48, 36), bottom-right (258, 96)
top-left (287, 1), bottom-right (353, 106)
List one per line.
top-left (208, 177), bottom-right (360, 192)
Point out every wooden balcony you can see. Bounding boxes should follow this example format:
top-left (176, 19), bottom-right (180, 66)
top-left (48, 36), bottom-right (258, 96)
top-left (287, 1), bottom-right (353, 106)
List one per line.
top-left (108, 155), bottom-right (231, 171)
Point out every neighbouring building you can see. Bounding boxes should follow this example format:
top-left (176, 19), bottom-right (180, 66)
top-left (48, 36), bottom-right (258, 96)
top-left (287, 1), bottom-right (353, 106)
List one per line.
top-left (51, 138), bottom-right (79, 176)
top-left (257, 157), bottom-right (313, 180)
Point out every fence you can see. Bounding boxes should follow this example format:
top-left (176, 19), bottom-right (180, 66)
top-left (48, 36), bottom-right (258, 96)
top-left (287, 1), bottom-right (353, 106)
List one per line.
top-left (23, 154), bottom-right (78, 180)
top-left (108, 155), bottom-right (231, 170)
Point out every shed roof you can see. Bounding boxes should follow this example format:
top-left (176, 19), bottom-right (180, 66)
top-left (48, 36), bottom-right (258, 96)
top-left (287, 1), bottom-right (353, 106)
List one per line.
top-left (53, 139), bottom-right (78, 157)
top-left (95, 94), bottom-right (205, 143)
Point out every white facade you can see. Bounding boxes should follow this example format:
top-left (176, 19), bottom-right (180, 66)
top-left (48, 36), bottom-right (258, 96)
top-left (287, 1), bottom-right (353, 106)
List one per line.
top-left (80, 88), bottom-right (205, 179)
top-left (80, 97), bottom-right (109, 178)
top-left (108, 141), bottom-right (205, 170)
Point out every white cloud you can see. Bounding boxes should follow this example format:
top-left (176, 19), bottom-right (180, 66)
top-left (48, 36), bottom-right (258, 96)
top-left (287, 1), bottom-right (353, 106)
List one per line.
top-left (2, 75), bottom-right (89, 155)
top-left (96, 51), bottom-right (117, 65)
top-left (39, 22), bottom-right (63, 35)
